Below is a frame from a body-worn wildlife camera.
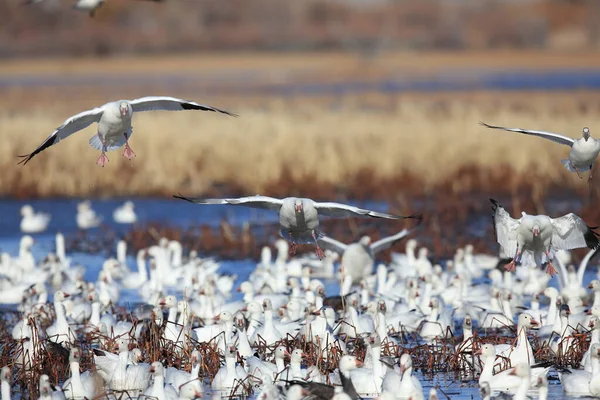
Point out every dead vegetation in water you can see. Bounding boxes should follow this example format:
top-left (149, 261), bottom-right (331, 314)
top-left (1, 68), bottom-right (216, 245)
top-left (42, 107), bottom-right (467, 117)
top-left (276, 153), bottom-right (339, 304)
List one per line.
top-left (0, 304), bottom-right (595, 398)
top-left (2, 93), bottom-right (600, 199)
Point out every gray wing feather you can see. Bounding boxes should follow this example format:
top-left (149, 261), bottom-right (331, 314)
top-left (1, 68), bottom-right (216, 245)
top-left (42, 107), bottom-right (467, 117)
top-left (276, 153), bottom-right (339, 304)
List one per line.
top-left (312, 201), bottom-right (421, 220)
top-left (173, 194), bottom-right (283, 211)
top-left (317, 236), bottom-right (348, 253)
top-left (370, 229), bottom-right (411, 254)
top-left (18, 107), bottom-right (104, 165)
top-left (551, 213), bottom-right (599, 250)
top-left (490, 199), bottom-right (520, 257)
top-left (128, 96), bottom-right (237, 116)
top-left (479, 121), bottom-right (574, 147)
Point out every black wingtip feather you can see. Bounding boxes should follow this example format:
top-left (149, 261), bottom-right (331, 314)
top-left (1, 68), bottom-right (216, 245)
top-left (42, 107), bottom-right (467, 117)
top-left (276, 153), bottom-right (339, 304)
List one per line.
top-left (173, 194), bottom-right (195, 203)
top-left (180, 103), bottom-right (238, 117)
top-left (585, 225), bottom-right (600, 250)
top-left (93, 348), bottom-right (106, 357)
top-left (17, 135), bottom-right (57, 166)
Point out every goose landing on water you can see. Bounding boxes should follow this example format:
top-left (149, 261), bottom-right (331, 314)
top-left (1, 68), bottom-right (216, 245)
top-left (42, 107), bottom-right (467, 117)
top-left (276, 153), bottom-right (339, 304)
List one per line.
top-left (174, 195), bottom-right (421, 260)
top-left (490, 198), bottom-right (600, 276)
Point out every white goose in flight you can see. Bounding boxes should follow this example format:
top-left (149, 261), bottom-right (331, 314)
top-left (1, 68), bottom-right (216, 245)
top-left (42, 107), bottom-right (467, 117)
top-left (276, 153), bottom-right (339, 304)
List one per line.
top-left (174, 195), bottom-right (421, 259)
top-left (318, 229), bottom-right (414, 281)
top-left (19, 96), bottom-right (235, 167)
top-left (480, 122), bottom-right (600, 185)
top-left (490, 198), bottom-right (599, 276)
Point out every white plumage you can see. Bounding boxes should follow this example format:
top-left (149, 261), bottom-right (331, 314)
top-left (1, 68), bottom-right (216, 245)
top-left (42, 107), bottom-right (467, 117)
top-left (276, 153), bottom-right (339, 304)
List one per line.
top-left (490, 198), bottom-right (599, 275)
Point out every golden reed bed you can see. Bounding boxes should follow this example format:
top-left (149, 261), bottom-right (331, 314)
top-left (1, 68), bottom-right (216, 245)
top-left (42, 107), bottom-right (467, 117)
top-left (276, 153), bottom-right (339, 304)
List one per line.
top-left (1, 90), bottom-right (598, 198)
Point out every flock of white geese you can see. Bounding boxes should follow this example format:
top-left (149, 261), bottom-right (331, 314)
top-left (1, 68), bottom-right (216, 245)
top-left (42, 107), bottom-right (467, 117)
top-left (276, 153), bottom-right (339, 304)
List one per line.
top-left (20, 200), bottom-right (137, 233)
top-left (2, 224), bottom-right (600, 400)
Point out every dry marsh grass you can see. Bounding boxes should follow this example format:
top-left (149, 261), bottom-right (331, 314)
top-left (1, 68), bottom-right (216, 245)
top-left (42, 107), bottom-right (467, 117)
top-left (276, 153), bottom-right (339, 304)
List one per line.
top-left (1, 92), bottom-right (599, 198)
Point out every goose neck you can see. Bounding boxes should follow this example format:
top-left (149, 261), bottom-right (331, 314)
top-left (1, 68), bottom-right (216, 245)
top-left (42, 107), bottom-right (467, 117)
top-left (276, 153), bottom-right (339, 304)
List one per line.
top-left (1, 381), bottom-right (10, 400)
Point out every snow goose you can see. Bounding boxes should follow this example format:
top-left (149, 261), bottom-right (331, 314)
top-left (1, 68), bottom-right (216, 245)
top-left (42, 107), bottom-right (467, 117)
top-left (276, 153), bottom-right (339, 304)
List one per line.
top-left (245, 346), bottom-right (285, 384)
top-left (211, 346), bottom-right (248, 397)
top-left (481, 122), bottom-right (600, 185)
top-left (550, 304), bottom-right (575, 355)
top-left (19, 96), bottom-right (235, 166)
top-left (477, 344), bottom-right (522, 391)
top-left (510, 363), bottom-right (532, 400)
top-left (76, 201), bottom-right (102, 229)
top-left (419, 297), bottom-right (451, 340)
top-left (490, 198), bottom-right (600, 276)
top-left (20, 205), bottom-right (51, 233)
top-left (144, 362), bottom-right (178, 400)
top-left (1, 367), bottom-right (11, 400)
top-left (350, 333), bottom-right (385, 397)
top-left (47, 291), bottom-right (76, 345)
top-left (495, 313), bottom-right (539, 366)
top-left (93, 337), bottom-right (150, 392)
top-left (174, 195), bottom-right (420, 260)
top-left (113, 201), bottom-right (137, 224)
top-left (464, 244), bottom-right (498, 270)
top-left (559, 343), bottom-right (600, 395)
top-left (233, 314), bottom-right (253, 358)
top-left (382, 353), bottom-right (423, 400)
top-left (193, 311), bottom-right (234, 350)
top-left (251, 299), bottom-right (283, 346)
top-left (582, 316), bottom-right (600, 371)
top-left (62, 347), bottom-right (98, 399)
top-left (318, 229), bottom-right (412, 282)
top-left (165, 350), bottom-right (203, 395)
top-left (39, 374), bottom-right (67, 400)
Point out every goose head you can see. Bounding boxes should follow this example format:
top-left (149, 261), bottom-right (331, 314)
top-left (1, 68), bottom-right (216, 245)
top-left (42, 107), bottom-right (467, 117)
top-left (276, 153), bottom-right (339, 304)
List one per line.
top-left (274, 346), bottom-right (289, 360)
top-left (339, 355), bottom-right (362, 374)
top-left (159, 295), bottom-right (177, 309)
top-left (294, 198), bottom-right (303, 214)
top-left (475, 343), bottom-right (496, 358)
top-left (20, 205), bottom-right (34, 217)
top-left (368, 332), bottom-right (381, 347)
top-left (215, 311), bottom-right (233, 324)
top-left (69, 347), bottom-right (82, 363)
top-left (290, 349), bottom-right (305, 363)
top-left (589, 280), bottom-right (600, 291)
top-left (54, 290), bottom-right (70, 302)
top-left (463, 315), bottom-right (473, 330)
top-left (149, 361), bottom-right (165, 376)
top-left (191, 349), bottom-right (201, 365)
top-left (518, 313), bottom-right (540, 329)
top-left (584, 127), bottom-right (591, 141)
top-left (399, 353), bottom-right (413, 377)
top-left (119, 101), bottom-right (132, 117)
top-left (39, 375), bottom-right (52, 396)
top-left (130, 348), bottom-right (143, 365)
top-left (1, 366), bottom-right (10, 382)
top-left (359, 236), bottom-right (371, 248)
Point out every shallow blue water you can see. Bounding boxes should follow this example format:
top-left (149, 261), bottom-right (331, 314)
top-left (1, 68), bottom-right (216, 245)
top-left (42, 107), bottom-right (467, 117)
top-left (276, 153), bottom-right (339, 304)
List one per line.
top-left (0, 197), bottom-right (596, 399)
top-left (1, 68), bottom-right (600, 95)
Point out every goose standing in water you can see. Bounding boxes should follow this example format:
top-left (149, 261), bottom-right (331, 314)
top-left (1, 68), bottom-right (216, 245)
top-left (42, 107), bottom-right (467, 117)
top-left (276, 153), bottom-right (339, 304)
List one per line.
top-left (490, 198), bottom-right (599, 276)
top-left (20, 205), bottom-right (51, 233)
top-left (174, 195), bottom-right (420, 259)
top-left (76, 201), bottom-right (102, 229)
top-left (113, 201), bottom-right (137, 224)
top-left (480, 123), bottom-right (600, 186)
top-left (18, 96), bottom-right (236, 167)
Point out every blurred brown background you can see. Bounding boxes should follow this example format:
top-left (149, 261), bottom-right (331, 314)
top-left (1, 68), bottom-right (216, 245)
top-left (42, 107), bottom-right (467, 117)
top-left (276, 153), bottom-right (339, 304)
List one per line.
top-left (2, 0), bottom-right (600, 57)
